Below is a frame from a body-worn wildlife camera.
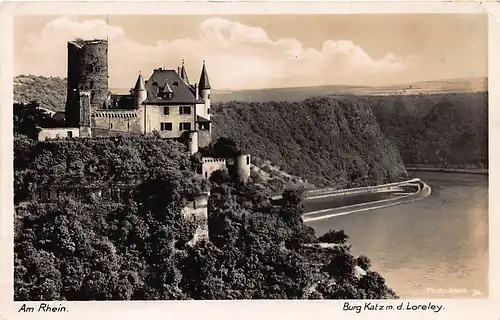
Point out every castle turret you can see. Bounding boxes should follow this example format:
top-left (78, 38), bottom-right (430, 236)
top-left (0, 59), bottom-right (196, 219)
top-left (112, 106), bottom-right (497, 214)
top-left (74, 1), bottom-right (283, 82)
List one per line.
top-left (188, 131), bottom-right (199, 155)
top-left (133, 72), bottom-right (147, 107)
top-left (198, 61), bottom-right (211, 121)
top-left (235, 154), bottom-right (251, 183)
top-left (180, 59), bottom-right (190, 84)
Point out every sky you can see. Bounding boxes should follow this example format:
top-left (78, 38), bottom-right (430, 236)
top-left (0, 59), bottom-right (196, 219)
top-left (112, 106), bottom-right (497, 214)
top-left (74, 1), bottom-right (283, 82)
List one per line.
top-left (14, 14), bottom-right (487, 90)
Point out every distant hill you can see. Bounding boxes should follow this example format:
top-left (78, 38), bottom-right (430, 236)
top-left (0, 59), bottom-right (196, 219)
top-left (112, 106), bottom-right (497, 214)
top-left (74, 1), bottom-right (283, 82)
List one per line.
top-left (211, 77), bottom-right (488, 103)
top-left (14, 74), bottom-right (487, 111)
top-left (362, 92), bottom-right (488, 169)
top-left (212, 92), bottom-right (488, 173)
top-left (14, 75), bottom-right (66, 112)
top-left (212, 97), bottom-right (408, 187)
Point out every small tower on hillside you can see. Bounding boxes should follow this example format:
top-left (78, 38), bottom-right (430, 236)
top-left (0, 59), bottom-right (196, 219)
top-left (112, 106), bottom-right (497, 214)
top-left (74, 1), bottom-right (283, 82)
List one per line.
top-left (180, 59), bottom-right (190, 84)
top-left (198, 61), bottom-right (211, 121)
top-left (133, 72), bottom-right (147, 108)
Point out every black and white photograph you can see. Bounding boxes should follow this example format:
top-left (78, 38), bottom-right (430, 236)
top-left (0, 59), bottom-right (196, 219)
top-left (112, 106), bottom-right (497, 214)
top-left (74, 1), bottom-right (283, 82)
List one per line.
top-left (5, 3), bottom-right (492, 308)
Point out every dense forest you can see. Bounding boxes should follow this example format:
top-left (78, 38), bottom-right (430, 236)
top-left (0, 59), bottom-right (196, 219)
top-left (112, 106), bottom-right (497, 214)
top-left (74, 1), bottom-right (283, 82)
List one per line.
top-left (358, 93), bottom-right (488, 169)
top-left (14, 134), bottom-right (397, 300)
top-left (212, 98), bottom-right (408, 187)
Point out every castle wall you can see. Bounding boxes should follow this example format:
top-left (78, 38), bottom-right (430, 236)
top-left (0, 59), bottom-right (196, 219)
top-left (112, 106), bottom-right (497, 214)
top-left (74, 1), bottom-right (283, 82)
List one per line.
top-left (144, 104), bottom-right (196, 138)
top-left (201, 157), bottom-right (227, 179)
top-left (92, 108), bottom-right (143, 134)
top-left (79, 126), bottom-right (92, 138)
top-left (38, 127), bottom-right (80, 141)
top-left (195, 103), bottom-right (208, 120)
top-left (198, 129), bottom-right (211, 149)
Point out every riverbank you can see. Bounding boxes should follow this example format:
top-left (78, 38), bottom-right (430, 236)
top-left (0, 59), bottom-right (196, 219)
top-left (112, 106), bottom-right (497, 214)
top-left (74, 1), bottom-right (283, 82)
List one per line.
top-left (305, 171), bottom-right (488, 298)
top-left (406, 166), bottom-right (488, 175)
top-left (303, 179), bottom-right (431, 222)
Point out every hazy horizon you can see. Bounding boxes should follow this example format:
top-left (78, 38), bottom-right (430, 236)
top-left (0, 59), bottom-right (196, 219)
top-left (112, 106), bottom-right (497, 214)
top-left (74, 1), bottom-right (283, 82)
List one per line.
top-left (14, 14), bottom-right (487, 91)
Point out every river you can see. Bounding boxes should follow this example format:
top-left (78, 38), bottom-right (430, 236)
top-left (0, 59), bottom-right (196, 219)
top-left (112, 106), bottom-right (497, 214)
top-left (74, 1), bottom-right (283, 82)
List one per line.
top-left (305, 171), bottom-right (489, 299)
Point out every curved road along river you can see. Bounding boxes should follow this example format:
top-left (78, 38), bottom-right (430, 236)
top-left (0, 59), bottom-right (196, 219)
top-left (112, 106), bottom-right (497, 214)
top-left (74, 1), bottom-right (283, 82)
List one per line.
top-left (305, 171), bottom-right (489, 299)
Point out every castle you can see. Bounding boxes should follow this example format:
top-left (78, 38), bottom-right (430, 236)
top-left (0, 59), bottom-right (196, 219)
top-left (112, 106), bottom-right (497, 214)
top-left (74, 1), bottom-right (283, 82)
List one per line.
top-left (39, 39), bottom-right (210, 154)
top-left (37, 38), bottom-right (251, 184)
top-left (32, 38), bottom-right (256, 244)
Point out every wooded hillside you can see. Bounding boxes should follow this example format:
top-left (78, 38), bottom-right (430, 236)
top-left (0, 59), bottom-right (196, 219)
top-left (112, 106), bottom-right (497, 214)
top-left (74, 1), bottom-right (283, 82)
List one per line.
top-left (212, 98), bottom-right (408, 187)
top-left (14, 135), bottom-right (397, 300)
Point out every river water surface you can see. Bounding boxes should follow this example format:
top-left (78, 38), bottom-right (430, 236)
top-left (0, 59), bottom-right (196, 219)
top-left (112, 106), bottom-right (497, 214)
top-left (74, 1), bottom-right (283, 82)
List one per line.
top-left (305, 171), bottom-right (489, 298)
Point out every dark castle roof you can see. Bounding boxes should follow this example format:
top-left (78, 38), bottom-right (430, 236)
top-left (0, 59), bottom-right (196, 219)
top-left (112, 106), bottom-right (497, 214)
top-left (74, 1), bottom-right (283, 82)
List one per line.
top-left (180, 60), bottom-right (189, 84)
top-left (144, 68), bottom-right (203, 105)
top-left (196, 115), bottom-right (211, 123)
top-left (134, 74), bottom-right (146, 91)
top-left (198, 62), bottom-right (211, 90)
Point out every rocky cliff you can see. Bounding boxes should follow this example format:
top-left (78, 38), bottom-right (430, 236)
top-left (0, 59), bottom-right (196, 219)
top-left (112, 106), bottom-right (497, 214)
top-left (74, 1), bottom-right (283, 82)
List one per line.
top-left (212, 97), bottom-right (407, 187)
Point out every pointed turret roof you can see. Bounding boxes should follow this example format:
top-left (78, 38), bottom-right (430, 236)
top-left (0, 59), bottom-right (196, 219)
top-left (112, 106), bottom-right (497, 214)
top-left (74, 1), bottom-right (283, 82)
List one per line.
top-left (198, 61), bottom-right (211, 90)
top-left (134, 73), bottom-right (146, 91)
top-left (180, 59), bottom-right (190, 84)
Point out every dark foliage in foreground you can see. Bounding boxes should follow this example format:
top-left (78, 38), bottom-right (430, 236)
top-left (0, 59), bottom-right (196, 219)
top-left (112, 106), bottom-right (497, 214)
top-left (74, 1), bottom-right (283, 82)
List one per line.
top-left (14, 136), bottom-right (398, 300)
top-left (13, 102), bottom-right (59, 140)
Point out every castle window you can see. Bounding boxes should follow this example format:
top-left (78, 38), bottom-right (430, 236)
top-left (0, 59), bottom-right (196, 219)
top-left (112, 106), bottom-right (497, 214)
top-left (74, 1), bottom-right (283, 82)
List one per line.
top-left (205, 172), bottom-right (208, 178)
top-left (208, 93), bottom-right (211, 99)
top-left (199, 123), bottom-right (210, 131)
top-left (67, 131), bottom-right (73, 138)
top-left (179, 106), bottom-right (191, 115)
top-left (163, 107), bottom-right (170, 115)
top-left (207, 108), bottom-right (210, 114)
top-left (110, 122), bottom-right (113, 130)
top-left (127, 122), bottom-right (130, 131)
top-left (179, 122), bottom-right (191, 131)
top-left (247, 156), bottom-right (250, 165)
top-left (160, 122), bottom-right (172, 131)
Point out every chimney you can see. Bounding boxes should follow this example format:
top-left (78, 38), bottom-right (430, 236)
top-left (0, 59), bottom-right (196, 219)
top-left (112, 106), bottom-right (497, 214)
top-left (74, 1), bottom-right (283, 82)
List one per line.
top-left (195, 83), bottom-right (199, 100)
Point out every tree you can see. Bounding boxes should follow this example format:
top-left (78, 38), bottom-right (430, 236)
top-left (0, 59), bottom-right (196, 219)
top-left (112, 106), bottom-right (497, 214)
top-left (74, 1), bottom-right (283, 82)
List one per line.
top-left (13, 102), bottom-right (57, 139)
top-left (317, 230), bottom-right (349, 244)
top-left (15, 136), bottom-right (399, 301)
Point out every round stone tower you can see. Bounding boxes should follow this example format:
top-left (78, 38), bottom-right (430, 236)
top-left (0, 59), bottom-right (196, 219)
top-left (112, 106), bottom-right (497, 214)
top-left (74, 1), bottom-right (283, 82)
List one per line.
top-left (235, 154), bottom-right (251, 183)
top-left (66, 39), bottom-right (108, 127)
top-left (133, 73), bottom-right (147, 108)
top-left (198, 61), bottom-right (211, 121)
top-left (188, 131), bottom-right (199, 155)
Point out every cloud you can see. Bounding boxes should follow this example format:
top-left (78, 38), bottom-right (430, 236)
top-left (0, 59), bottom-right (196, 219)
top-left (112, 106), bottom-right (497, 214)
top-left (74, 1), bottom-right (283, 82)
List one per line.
top-left (15, 16), bottom-right (418, 90)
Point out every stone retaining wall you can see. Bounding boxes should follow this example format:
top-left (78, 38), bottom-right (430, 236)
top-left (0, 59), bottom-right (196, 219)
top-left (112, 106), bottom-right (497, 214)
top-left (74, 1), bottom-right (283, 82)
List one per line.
top-left (303, 181), bottom-right (431, 222)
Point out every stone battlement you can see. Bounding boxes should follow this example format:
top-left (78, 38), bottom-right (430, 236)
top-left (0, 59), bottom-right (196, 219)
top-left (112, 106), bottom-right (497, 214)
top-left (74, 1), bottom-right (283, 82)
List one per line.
top-left (92, 110), bottom-right (139, 118)
top-left (69, 39), bottom-right (108, 48)
top-left (202, 157), bottom-right (226, 163)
